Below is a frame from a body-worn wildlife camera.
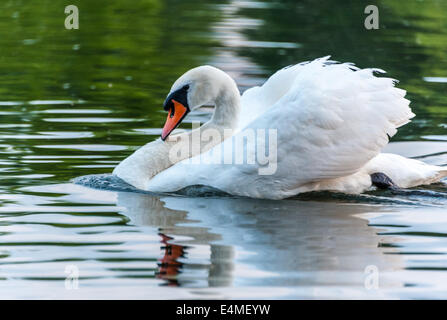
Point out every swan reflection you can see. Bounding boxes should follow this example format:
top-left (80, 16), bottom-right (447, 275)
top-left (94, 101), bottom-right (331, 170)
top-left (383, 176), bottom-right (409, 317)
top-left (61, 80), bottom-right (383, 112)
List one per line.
top-left (117, 191), bottom-right (405, 293)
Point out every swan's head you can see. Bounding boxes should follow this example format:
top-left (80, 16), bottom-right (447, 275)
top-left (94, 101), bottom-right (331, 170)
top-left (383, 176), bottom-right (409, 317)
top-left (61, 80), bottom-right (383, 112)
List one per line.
top-left (161, 65), bottom-right (234, 140)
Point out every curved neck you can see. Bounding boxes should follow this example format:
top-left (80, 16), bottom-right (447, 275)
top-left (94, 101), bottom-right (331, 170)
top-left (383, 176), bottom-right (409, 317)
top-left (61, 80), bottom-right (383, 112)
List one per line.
top-left (165, 73), bottom-right (241, 165)
top-left (114, 70), bottom-right (241, 189)
top-left (207, 77), bottom-right (241, 130)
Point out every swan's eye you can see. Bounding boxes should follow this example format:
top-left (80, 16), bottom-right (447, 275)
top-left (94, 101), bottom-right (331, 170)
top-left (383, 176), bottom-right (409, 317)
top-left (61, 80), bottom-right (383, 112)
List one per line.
top-left (182, 84), bottom-right (190, 91)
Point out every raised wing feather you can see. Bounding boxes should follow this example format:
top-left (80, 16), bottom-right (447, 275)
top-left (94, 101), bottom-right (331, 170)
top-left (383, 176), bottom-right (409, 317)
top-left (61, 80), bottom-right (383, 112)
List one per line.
top-left (238, 60), bottom-right (310, 129)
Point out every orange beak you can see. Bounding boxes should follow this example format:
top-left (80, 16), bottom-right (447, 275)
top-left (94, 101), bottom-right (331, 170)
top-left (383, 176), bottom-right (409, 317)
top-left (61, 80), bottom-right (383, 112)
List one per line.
top-left (161, 99), bottom-right (189, 140)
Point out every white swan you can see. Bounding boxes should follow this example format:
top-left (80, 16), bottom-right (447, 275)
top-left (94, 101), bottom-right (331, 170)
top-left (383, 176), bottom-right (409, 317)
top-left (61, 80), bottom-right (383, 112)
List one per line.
top-left (114, 57), bottom-right (447, 199)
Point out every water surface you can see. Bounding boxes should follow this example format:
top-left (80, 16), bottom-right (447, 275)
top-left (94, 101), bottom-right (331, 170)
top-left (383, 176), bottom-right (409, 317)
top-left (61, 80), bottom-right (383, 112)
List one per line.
top-left (1, 0), bottom-right (447, 299)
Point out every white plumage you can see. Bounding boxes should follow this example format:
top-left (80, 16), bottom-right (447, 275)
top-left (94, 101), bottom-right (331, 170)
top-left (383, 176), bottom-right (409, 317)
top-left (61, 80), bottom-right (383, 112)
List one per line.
top-left (115, 57), bottom-right (447, 199)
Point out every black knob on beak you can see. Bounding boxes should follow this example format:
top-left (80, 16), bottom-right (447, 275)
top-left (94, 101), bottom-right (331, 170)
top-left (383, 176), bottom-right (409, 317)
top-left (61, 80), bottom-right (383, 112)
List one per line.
top-left (163, 85), bottom-right (190, 112)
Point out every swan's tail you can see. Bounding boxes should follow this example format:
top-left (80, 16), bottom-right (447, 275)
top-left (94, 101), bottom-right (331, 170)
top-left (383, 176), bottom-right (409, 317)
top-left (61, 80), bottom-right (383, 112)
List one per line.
top-left (365, 153), bottom-right (447, 188)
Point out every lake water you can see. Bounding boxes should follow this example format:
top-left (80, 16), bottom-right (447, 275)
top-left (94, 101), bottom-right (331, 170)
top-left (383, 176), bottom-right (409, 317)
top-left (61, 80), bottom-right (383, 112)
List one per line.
top-left (1, 0), bottom-right (447, 299)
